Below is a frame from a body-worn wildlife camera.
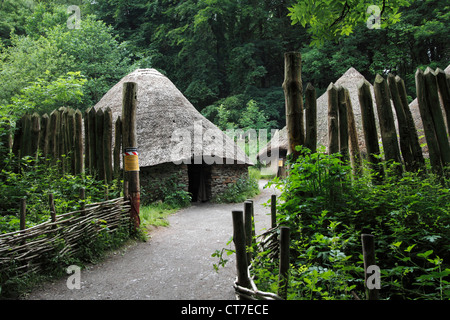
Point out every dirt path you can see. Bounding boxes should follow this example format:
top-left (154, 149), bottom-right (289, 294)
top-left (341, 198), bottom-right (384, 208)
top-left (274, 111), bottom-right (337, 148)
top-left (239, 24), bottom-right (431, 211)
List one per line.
top-left (24, 180), bottom-right (279, 300)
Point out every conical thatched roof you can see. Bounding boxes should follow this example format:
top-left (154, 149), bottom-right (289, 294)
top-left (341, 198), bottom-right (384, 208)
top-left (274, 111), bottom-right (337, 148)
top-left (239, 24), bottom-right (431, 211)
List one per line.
top-left (257, 127), bottom-right (287, 164)
top-left (258, 67), bottom-right (381, 160)
top-left (94, 69), bottom-right (251, 167)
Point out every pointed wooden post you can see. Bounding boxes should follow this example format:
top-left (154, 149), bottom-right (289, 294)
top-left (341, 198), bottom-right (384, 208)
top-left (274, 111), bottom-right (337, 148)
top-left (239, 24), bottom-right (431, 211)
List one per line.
top-left (122, 82), bottom-right (141, 231)
top-left (361, 234), bottom-right (379, 300)
top-left (114, 116), bottom-right (123, 179)
top-left (395, 75), bottom-right (425, 172)
top-left (388, 74), bottom-right (414, 172)
top-left (74, 110), bottom-right (83, 175)
top-left (373, 74), bottom-right (403, 174)
top-left (304, 83), bottom-right (317, 153)
top-left (283, 52), bottom-right (304, 161)
top-left (278, 226), bottom-right (290, 300)
top-left (358, 80), bottom-right (383, 180)
top-left (244, 200), bottom-right (254, 266)
top-left (416, 68), bottom-right (443, 174)
top-left (232, 210), bottom-right (252, 292)
top-left (435, 68), bottom-right (450, 136)
top-left (345, 88), bottom-right (362, 175)
top-left (88, 107), bottom-right (97, 175)
top-left (337, 86), bottom-right (349, 161)
top-left (327, 83), bottom-right (339, 155)
top-left (103, 107), bottom-right (113, 183)
top-left (423, 68), bottom-right (450, 168)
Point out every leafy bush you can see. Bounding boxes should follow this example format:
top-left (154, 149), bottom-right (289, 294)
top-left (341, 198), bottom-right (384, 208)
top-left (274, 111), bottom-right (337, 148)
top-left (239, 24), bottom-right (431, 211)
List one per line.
top-left (254, 146), bottom-right (450, 300)
top-left (0, 154), bottom-right (120, 234)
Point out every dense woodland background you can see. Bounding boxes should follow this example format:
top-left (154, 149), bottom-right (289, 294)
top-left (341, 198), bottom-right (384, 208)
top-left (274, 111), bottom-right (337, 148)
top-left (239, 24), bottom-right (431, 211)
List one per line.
top-left (0, 0), bottom-right (448, 133)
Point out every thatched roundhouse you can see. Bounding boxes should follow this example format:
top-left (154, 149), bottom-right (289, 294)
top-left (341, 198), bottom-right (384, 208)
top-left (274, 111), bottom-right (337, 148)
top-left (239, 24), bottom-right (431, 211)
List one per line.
top-left (94, 69), bottom-right (252, 203)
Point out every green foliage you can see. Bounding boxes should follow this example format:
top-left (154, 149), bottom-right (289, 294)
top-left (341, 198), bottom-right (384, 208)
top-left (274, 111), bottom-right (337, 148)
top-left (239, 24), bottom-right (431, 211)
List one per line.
top-left (253, 146), bottom-right (450, 300)
top-left (0, 154), bottom-right (121, 234)
top-left (1, 71), bottom-right (87, 118)
top-left (0, 5), bottom-right (133, 115)
top-left (288, 0), bottom-right (414, 46)
top-left (139, 202), bottom-right (179, 230)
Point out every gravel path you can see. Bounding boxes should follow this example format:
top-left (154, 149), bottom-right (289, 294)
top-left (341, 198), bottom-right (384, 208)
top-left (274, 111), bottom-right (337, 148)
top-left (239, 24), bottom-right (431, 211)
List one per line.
top-left (24, 180), bottom-right (279, 300)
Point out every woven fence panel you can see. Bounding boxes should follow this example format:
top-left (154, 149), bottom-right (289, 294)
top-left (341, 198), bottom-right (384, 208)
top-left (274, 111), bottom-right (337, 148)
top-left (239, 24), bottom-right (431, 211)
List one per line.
top-left (0, 198), bottom-right (131, 277)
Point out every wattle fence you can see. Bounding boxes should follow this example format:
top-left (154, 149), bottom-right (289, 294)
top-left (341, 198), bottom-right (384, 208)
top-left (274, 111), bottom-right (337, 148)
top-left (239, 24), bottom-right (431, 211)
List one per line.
top-left (0, 196), bottom-right (131, 290)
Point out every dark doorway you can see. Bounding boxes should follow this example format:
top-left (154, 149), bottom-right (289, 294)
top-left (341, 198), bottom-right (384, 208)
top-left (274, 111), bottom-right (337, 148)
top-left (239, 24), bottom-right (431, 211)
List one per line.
top-left (188, 164), bottom-right (211, 202)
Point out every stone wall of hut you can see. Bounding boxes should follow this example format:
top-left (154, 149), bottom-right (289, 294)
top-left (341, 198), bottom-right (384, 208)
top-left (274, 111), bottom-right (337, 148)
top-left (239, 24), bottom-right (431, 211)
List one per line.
top-left (140, 162), bottom-right (189, 204)
top-left (210, 164), bottom-right (249, 200)
top-left (140, 162), bottom-right (249, 203)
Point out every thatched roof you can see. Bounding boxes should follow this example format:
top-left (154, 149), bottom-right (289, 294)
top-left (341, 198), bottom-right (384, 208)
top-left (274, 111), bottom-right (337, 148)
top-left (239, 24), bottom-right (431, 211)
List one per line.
top-left (258, 67), bottom-right (382, 160)
top-left (94, 69), bottom-right (252, 167)
top-left (257, 127), bottom-right (287, 164)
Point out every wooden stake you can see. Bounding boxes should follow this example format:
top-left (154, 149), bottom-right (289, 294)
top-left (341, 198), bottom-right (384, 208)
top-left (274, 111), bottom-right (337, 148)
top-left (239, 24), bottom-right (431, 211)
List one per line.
top-left (416, 68), bottom-right (443, 174)
top-left (361, 234), bottom-right (379, 300)
top-left (424, 68), bottom-right (450, 168)
top-left (345, 88), bottom-right (362, 175)
top-left (20, 198), bottom-right (26, 231)
top-left (49, 194), bottom-right (56, 230)
top-left (244, 200), bottom-right (254, 266)
top-left (304, 83), bottom-right (317, 153)
top-left (388, 74), bottom-right (414, 172)
top-left (232, 210), bottom-right (252, 291)
top-left (103, 107), bottom-right (113, 183)
top-left (435, 68), bottom-right (450, 136)
top-left (271, 194), bottom-right (277, 229)
top-left (114, 116), bottom-right (123, 178)
top-left (74, 110), bottom-right (83, 175)
top-left (278, 226), bottom-right (290, 300)
top-left (95, 108), bottom-right (105, 181)
top-left (40, 114), bottom-right (49, 158)
top-left (395, 75), bottom-right (425, 172)
top-left (337, 86), bottom-right (349, 161)
top-left (373, 74), bottom-right (403, 173)
top-left (283, 52), bottom-right (304, 161)
top-left (358, 80), bottom-right (384, 180)
top-left (88, 107), bottom-right (97, 175)
top-left (122, 82), bottom-right (140, 230)
top-left (327, 83), bottom-right (339, 155)
top-left (31, 113), bottom-right (41, 159)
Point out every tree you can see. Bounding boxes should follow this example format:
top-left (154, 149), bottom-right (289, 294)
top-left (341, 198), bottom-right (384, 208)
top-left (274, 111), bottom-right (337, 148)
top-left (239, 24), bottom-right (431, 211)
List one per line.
top-left (288, 0), bottom-right (415, 46)
top-left (1, 71), bottom-right (87, 118)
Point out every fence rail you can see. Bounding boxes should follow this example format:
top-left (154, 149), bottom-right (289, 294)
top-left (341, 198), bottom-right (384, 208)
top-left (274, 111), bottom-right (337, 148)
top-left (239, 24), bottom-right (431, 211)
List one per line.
top-left (0, 197), bottom-right (131, 279)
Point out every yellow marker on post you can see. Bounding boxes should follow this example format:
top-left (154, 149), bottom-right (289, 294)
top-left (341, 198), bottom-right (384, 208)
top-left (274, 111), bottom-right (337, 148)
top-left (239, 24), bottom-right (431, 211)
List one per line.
top-left (124, 147), bottom-right (140, 172)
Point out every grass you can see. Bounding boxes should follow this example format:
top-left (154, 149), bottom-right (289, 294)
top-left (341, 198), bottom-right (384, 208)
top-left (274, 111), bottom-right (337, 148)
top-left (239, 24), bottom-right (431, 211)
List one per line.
top-left (139, 202), bottom-right (180, 229)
